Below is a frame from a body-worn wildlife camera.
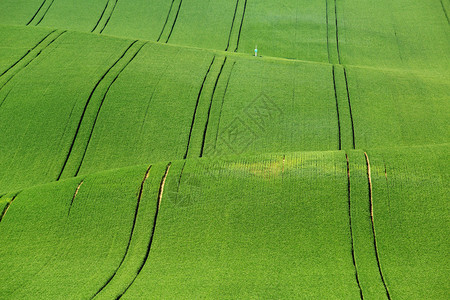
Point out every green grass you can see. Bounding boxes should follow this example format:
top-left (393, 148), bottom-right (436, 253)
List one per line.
top-left (0, 0), bottom-right (448, 298)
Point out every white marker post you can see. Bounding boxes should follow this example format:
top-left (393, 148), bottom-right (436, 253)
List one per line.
top-left (254, 45), bottom-right (258, 57)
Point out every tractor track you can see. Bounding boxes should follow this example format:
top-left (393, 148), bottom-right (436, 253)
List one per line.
top-left (91, 0), bottom-right (112, 32)
top-left (67, 180), bottom-right (84, 216)
top-left (157, 0), bottom-right (176, 42)
top-left (343, 68), bottom-right (356, 149)
top-left (26, 0), bottom-right (48, 25)
top-left (346, 154), bottom-right (364, 299)
top-left (99, 0), bottom-right (119, 34)
top-left (0, 193), bottom-right (19, 223)
top-left (364, 152), bottom-right (391, 300)
top-left (34, 0), bottom-right (55, 26)
top-left (225, 0), bottom-right (240, 51)
top-left (75, 41), bottom-right (147, 176)
top-left (200, 57), bottom-right (227, 157)
top-left (166, 0), bottom-right (184, 43)
top-left (326, 0), bottom-right (331, 63)
top-left (334, 0), bottom-right (342, 64)
top-left (116, 163), bottom-right (171, 299)
top-left (0, 30), bottom-right (65, 92)
top-left (440, 0), bottom-right (449, 23)
top-left (214, 61), bottom-right (235, 149)
top-left (234, 0), bottom-right (248, 52)
top-left (56, 41), bottom-right (142, 179)
top-left (183, 56), bottom-right (215, 159)
top-left (332, 65), bottom-right (342, 150)
top-left (91, 165), bottom-right (152, 299)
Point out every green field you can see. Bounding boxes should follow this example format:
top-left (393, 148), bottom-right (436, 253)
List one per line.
top-left (0, 0), bottom-right (448, 298)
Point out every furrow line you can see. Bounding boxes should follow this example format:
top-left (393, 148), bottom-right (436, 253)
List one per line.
top-left (67, 180), bottom-right (84, 216)
top-left (332, 65), bottom-right (342, 150)
top-left (183, 56), bottom-right (216, 159)
top-left (35, 0), bottom-right (55, 26)
top-left (326, 0), bottom-right (331, 63)
top-left (75, 41), bottom-right (147, 176)
top-left (92, 0), bottom-right (112, 32)
top-left (0, 194), bottom-right (19, 223)
top-left (56, 40), bottom-right (138, 180)
top-left (26, 0), bottom-right (47, 25)
top-left (0, 30), bottom-right (65, 91)
top-left (116, 162), bottom-right (171, 299)
top-left (157, 0), bottom-right (176, 42)
top-left (165, 0), bottom-right (184, 43)
top-left (174, 161), bottom-right (187, 203)
top-left (440, 0), bottom-right (449, 23)
top-left (364, 152), bottom-right (391, 300)
top-left (214, 61), bottom-right (235, 149)
top-left (200, 57), bottom-right (227, 157)
top-left (346, 154), bottom-right (364, 299)
top-left (334, 0), bottom-right (342, 64)
top-left (225, 0), bottom-right (240, 51)
top-left (343, 68), bottom-right (356, 149)
top-left (99, 0), bottom-right (119, 34)
top-left (91, 165), bottom-right (152, 299)
top-left (234, 0), bottom-right (248, 52)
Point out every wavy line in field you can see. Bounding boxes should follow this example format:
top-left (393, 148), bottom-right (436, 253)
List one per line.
top-left (99, 0), bottom-right (119, 34)
top-left (346, 154), bottom-right (364, 299)
top-left (67, 180), bottom-right (84, 216)
top-left (26, 0), bottom-right (47, 25)
top-left (75, 41), bottom-right (147, 176)
top-left (165, 0), bottom-right (184, 43)
top-left (200, 57), bottom-right (227, 157)
top-left (117, 163), bottom-right (171, 299)
top-left (157, 0), bottom-right (176, 42)
top-left (214, 61), bottom-right (236, 149)
top-left (56, 40), bottom-right (140, 180)
top-left (332, 65), bottom-right (342, 150)
top-left (225, 0), bottom-right (240, 51)
top-left (184, 56), bottom-right (216, 159)
top-left (325, 0), bottom-right (331, 63)
top-left (440, 0), bottom-right (450, 23)
top-left (0, 193), bottom-right (19, 223)
top-left (91, 0), bottom-right (111, 32)
top-left (234, 0), bottom-right (248, 52)
top-left (91, 166), bottom-right (152, 299)
top-left (34, 0), bottom-right (55, 26)
top-left (334, 0), bottom-right (342, 64)
top-left (364, 152), bottom-right (391, 300)
top-left (343, 68), bottom-right (356, 149)
top-left (0, 30), bottom-right (65, 97)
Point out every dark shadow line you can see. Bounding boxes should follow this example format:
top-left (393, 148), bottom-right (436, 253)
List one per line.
top-left (165, 0), bottom-right (184, 43)
top-left (234, 0), bottom-right (248, 52)
top-left (225, 0), bottom-right (240, 51)
top-left (116, 162), bottom-right (171, 299)
top-left (334, 0), bottom-right (341, 64)
top-left (440, 0), bottom-right (450, 24)
top-left (56, 40), bottom-right (139, 180)
top-left (0, 193), bottom-right (20, 223)
top-left (157, 0), bottom-right (176, 42)
top-left (90, 165), bottom-right (152, 299)
top-left (183, 56), bottom-right (215, 159)
top-left (99, 0), bottom-right (119, 34)
top-left (75, 41), bottom-right (146, 176)
top-left (332, 65), bottom-right (342, 150)
top-left (0, 31), bottom-right (65, 91)
top-left (346, 154), bottom-right (364, 299)
top-left (26, 0), bottom-right (47, 25)
top-left (35, 0), bottom-right (55, 26)
top-left (214, 61), bottom-right (235, 149)
top-left (92, 0), bottom-right (111, 32)
top-left (326, 0), bottom-right (331, 63)
top-left (343, 68), bottom-right (356, 149)
top-left (200, 57), bottom-right (227, 157)
top-left (364, 152), bottom-right (391, 300)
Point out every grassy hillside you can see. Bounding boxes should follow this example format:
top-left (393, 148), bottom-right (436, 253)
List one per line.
top-left (0, 0), bottom-right (448, 298)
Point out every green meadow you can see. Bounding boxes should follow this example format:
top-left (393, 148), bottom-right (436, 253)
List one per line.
top-left (0, 0), bottom-right (448, 298)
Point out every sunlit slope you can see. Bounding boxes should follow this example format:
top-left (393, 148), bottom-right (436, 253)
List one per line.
top-left (0, 0), bottom-right (448, 68)
top-left (0, 145), bottom-right (447, 298)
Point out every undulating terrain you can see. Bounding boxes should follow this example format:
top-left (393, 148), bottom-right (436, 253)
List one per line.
top-left (0, 0), bottom-right (449, 299)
